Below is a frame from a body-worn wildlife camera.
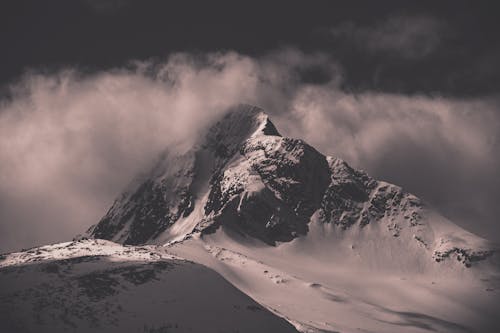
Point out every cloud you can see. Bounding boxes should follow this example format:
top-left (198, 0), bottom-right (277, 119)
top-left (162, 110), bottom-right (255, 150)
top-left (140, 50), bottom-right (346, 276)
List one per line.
top-left (331, 15), bottom-right (447, 59)
top-left (0, 49), bottom-right (499, 252)
top-left (0, 53), bottom-right (261, 251)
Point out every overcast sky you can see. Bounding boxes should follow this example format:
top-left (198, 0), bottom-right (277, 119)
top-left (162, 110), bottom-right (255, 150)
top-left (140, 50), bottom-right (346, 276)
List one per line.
top-left (1, 1), bottom-right (499, 252)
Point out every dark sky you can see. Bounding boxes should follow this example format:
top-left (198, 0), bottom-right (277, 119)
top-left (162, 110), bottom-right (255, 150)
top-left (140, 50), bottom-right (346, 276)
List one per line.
top-left (1, 1), bottom-right (500, 252)
top-left (1, 0), bottom-right (499, 96)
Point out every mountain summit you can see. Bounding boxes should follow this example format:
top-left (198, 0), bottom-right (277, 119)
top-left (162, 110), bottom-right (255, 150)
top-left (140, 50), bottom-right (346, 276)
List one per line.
top-left (88, 104), bottom-right (495, 268)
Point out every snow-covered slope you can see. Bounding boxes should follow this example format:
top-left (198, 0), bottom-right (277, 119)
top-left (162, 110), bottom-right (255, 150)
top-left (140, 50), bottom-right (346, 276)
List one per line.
top-left (0, 239), bottom-right (298, 333)
top-left (169, 227), bottom-right (500, 333)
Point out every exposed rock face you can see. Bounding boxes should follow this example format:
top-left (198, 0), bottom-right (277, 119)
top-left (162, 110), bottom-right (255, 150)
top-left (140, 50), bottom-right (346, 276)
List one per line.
top-left (87, 104), bottom-right (496, 266)
top-left (202, 134), bottom-right (331, 244)
top-left (91, 150), bottom-right (197, 245)
top-left (320, 157), bottom-right (424, 235)
top-left (433, 238), bottom-right (495, 267)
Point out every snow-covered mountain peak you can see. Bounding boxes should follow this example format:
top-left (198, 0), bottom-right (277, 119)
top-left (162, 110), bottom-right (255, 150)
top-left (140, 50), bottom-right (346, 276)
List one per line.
top-left (87, 105), bottom-right (497, 271)
top-left (203, 104), bottom-right (280, 157)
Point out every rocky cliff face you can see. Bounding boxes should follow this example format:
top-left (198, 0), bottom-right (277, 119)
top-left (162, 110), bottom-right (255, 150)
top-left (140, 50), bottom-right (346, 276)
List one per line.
top-left (91, 149), bottom-right (197, 245)
top-left (88, 104), bottom-right (495, 266)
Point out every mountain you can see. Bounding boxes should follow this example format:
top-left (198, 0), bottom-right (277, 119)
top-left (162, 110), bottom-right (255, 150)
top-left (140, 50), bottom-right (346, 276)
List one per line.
top-left (89, 104), bottom-right (495, 270)
top-left (2, 104), bottom-right (499, 333)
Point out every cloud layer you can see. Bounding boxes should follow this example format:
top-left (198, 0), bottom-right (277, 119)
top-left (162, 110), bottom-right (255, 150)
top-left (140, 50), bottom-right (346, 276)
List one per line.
top-left (1, 49), bottom-right (499, 252)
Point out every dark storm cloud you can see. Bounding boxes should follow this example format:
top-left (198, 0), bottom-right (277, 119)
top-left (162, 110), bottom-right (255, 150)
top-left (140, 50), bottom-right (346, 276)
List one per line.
top-left (82, 0), bottom-right (129, 13)
top-left (1, 49), bottom-right (499, 252)
top-left (2, 1), bottom-right (500, 96)
top-left (330, 15), bottom-right (447, 60)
